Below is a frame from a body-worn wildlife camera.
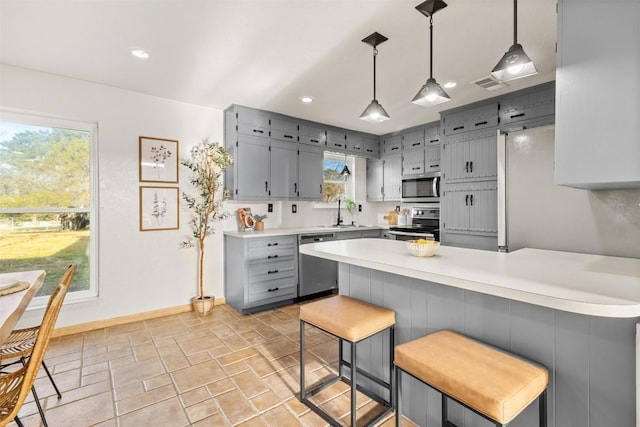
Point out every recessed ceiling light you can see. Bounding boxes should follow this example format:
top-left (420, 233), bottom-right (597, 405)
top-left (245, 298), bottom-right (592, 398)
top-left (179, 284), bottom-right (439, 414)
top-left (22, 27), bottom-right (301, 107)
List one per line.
top-left (300, 96), bottom-right (314, 104)
top-left (443, 81), bottom-right (457, 89)
top-left (130, 48), bottom-right (150, 59)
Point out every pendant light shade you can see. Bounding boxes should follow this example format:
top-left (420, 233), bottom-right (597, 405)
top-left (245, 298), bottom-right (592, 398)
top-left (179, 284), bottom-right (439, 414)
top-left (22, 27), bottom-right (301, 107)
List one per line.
top-left (412, 0), bottom-right (450, 108)
top-left (360, 32), bottom-right (390, 123)
top-left (340, 153), bottom-right (351, 177)
top-left (491, 0), bottom-right (537, 81)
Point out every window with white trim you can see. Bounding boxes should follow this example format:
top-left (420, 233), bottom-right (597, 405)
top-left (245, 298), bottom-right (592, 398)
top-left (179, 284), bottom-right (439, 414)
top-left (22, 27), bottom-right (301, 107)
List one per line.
top-left (322, 152), bottom-right (355, 204)
top-left (0, 111), bottom-right (98, 302)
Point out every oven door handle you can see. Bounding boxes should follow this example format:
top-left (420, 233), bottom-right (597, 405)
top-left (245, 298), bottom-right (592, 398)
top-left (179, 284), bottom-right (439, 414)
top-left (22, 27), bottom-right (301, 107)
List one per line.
top-left (388, 230), bottom-right (435, 237)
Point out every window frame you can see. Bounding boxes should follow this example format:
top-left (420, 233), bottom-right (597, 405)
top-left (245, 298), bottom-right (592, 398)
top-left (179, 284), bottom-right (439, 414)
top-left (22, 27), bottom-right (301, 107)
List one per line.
top-left (0, 109), bottom-right (100, 307)
top-left (314, 151), bottom-right (355, 209)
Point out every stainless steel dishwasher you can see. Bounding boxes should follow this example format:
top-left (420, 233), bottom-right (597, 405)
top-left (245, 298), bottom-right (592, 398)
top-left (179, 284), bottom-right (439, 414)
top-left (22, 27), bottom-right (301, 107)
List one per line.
top-left (298, 232), bottom-right (338, 298)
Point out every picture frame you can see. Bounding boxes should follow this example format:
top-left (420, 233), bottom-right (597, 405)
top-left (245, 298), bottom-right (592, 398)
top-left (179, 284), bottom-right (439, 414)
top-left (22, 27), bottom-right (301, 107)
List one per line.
top-left (139, 186), bottom-right (179, 231)
top-left (139, 136), bottom-right (179, 183)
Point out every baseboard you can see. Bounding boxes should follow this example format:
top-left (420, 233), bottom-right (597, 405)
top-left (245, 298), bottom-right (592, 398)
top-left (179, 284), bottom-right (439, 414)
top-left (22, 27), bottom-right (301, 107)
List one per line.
top-left (52, 297), bottom-right (226, 338)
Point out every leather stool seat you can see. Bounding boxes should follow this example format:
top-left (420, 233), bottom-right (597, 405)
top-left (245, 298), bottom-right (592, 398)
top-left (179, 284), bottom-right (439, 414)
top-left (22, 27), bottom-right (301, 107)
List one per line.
top-left (299, 295), bottom-right (395, 342)
top-left (395, 330), bottom-right (548, 426)
top-left (299, 295), bottom-right (396, 427)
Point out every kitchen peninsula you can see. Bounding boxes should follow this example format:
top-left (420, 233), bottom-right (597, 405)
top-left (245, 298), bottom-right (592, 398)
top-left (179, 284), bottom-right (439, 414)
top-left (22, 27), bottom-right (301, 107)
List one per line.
top-left (300, 239), bottom-right (640, 427)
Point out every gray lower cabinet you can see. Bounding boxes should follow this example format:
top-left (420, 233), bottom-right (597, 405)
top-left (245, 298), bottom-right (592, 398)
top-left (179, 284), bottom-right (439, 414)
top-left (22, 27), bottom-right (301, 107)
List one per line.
top-left (298, 145), bottom-right (324, 200)
top-left (441, 181), bottom-right (497, 250)
top-left (225, 235), bottom-right (298, 314)
top-left (335, 229), bottom-right (381, 240)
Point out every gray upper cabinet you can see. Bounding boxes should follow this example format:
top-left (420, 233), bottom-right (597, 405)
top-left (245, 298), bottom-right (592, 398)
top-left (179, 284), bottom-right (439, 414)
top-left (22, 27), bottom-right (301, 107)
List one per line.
top-left (270, 118), bottom-right (298, 143)
top-left (363, 137), bottom-right (380, 158)
top-left (402, 150), bottom-right (425, 176)
top-left (298, 145), bottom-right (324, 200)
top-left (366, 159), bottom-right (384, 202)
top-left (499, 82), bottom-right (555, 131)
top-left (299, 124), bottom-right (326, 147)
top-left (443, 103), bottom-right (499, 136)
top-left (441, 129), bottom-right (497, 183)
top-left (237, 108), bottom-right (270, 138)
top-left (326, 129), bottom-right (346, 152)
top-left (382, 135), bottom-right (402, 156)
top-left (425, 125), bottom-right (440, 146)
top-left (402, 129), bottom-right (425, 151)
top-left (345, 133), bottom-right (363, 155)
top-left (269, 140), bottom-right (298, 199)
top-left (235, 135), bottom-right (270, 200)
top-left (556, 0), bottom-right (640, 189)
top-left (383, 155), bottom-right (402, 201)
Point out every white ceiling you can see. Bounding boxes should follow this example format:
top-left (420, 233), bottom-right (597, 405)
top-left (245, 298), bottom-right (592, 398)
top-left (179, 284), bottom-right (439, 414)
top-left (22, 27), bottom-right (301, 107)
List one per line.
top-left (0, 0), bottom-right (557, 135)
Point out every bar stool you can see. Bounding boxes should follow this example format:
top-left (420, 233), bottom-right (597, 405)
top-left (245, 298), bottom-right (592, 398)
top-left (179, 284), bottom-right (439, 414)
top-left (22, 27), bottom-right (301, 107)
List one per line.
top-left (299, 295), bottom-right (396, 427)
top-left (394, 330), bottom-right (548, 427)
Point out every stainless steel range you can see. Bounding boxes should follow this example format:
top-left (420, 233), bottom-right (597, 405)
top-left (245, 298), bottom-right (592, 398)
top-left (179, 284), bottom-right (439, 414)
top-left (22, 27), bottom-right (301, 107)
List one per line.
top-left (388, 206), bottom-right (440, 241)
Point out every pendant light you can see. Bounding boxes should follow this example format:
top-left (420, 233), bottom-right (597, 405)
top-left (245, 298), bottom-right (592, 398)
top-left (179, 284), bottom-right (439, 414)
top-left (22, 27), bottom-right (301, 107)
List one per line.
top-left (340, 153), bottom-right (351, 177)
top-left (412, 0), bottom-right (451, 108)
top-left (360, 32), bottom-right (390, 123)
top-left (491, 0), bottom-right (537, 82)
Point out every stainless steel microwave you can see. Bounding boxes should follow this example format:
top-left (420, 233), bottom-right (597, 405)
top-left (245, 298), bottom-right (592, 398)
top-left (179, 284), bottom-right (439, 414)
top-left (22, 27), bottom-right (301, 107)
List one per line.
top-left (401, 173), bottom-right (440, 203)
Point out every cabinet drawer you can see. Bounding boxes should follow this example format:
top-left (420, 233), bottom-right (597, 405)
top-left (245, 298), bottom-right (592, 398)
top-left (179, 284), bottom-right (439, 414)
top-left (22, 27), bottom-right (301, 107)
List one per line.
top-left (246, 247), bottom-right (296, 263)
top-left (237, 109), bottom-right (270, 137)
top-left (248, 260), bottom-right (296, 283)
top-left (247, 236), bottom-right (296, 252)
top-left (247, 279), bottom-right (297, 303)
top-left (299, 124), bottom-right (326, 146)
top-left (270, 118), bottom-right (298, 143)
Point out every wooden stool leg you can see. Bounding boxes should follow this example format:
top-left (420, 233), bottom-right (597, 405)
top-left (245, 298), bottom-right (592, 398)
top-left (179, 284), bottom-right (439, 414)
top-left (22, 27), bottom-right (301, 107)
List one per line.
top-left (351, 340), bottom-right (357, 426)
top-left (395, 367), bottom-right (401, 427)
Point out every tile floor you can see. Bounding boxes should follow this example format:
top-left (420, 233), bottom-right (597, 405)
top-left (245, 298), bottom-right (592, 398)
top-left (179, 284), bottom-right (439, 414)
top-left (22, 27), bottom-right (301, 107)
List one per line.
top-left (8, 301), bottom-right (416, 427)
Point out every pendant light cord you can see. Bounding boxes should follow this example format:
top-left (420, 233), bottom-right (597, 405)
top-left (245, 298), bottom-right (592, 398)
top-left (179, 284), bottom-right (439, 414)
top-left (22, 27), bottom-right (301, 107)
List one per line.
top-left (429, 15), bottom-right (434, 79)
top-left (513, 0), bottom-right (518, 44)
top-left (373, 47), bottom-right (378, 100)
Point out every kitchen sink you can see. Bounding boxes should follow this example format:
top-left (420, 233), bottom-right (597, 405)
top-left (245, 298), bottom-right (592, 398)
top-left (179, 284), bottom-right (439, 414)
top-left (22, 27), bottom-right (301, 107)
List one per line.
top-left (317, 224), bottom-right (374, 228)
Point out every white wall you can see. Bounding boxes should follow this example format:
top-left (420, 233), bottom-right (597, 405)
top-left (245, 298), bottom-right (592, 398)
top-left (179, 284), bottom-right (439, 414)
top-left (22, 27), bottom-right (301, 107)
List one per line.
top-left (1, 65), bottom-right (226, 328)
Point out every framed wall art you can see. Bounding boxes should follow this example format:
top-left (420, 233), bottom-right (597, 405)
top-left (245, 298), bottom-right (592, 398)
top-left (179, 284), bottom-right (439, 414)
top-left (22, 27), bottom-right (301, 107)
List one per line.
top-left (139, 186), bottom-right (179, 231)
top-left (139, 136), bottom-right (179, 183)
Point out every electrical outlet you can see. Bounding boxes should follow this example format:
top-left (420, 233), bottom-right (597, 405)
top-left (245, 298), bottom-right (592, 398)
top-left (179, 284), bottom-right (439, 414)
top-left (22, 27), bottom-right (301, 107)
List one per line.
top-left (292, 204), bottom-right (297, 214)
top-left (358, 204), bottom-right (362, 212)
top-left (268, 203), bottom-right (273, 213)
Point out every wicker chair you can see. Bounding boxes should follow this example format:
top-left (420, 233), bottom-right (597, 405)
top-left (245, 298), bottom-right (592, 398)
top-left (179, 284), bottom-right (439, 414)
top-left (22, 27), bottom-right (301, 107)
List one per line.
top-left (0, 264), bottom-right (76, 427)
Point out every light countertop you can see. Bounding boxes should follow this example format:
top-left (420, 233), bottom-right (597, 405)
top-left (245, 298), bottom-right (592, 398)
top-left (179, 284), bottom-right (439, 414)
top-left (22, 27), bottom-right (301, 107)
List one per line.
top-left (224, 224), bottom-right (388, 238)
top-left (299, 239), bottom-right (640, 318)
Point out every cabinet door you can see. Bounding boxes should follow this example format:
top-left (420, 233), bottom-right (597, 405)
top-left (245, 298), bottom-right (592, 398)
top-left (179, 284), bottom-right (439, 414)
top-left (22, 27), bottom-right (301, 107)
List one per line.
top-left (299, 124), bottom-right (326, 147)
top-left (270, 141), bottom-right (298, 199)
top-left (468, 188), bottom-right (498, 234)
top-left (366, 159), bottom-right (384, 201)
top-left (425, 125), bottom-right (441, 145)
top-left (383, 155), bottom-right (402, 201)
top-left (402, 129), bottom-right (425, 151)
top-left (425, 145), bottom-right (441, 172)
top-left (441, 188), bottom-right (470, 233)
top-left (468, 131), bottom-right (497, 180)
top-left (298, 146), bottom-right (324, 200)
top-left (363, 137), bottom-right (380, 157)
top-left (326, 129), bottom-right (346, 151)
top-left (402, 150), bottom-right (425, 176)
top-left (237, 109), bottom-right (270, 138)
top-left (270, 118), bottom-right (298, 143)
top-left (383, 135), bottom-right (402, 155)
top-left (236, 136), bottom-right (270, 200)
top-left (346, 133), bottom-right (363, 154)
top-left (442, 136), bottom-right (469, 181)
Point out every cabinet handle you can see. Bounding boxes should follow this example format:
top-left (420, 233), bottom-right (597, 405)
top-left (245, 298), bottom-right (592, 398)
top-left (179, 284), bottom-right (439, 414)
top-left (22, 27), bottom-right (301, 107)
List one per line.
top-left (465, 161), bottom-right (469, 173)
top-left (294, 183), bottom-right (297, 193)
top-left (465, 194), bottom-right (469, 206)
top-left (412, 167), bottom-right (420, 170)
top-left (320, 184), bottom-right (323, 194)
top-left (265, 181), bottom-right (268, 193)
top-left (310, 139), bottom-right (319, 143)
top-left (267, 255), bottom-right (279, 259)
top-left (267, 287), bottom-right (280, 292)
top-left (284, 134), bottom-right (293, 139)
top-left (334, 143), bottom-right (343, 148)
top-left (267, 270), bottom-right (279, 274)
top-left (475, 121), bottom-right (488, 127)
top-left (267, 242), bottom-right (279, 247)
top-left (470, 194), bottom-right (474, 206)
top-left (430, 164), bottom-right (439, 168)
top-left (429, 139), bottom-right (439, 143)
top-left (391, 146), bottom-right (399, 151)
top-left (253, 129), bottom-right (264, 134)
top-left (510, 112), bottom-right (525, 119)
top-left (412, 142), bottom-right (420, 147)
top-left (366, 149), bottom-right (373, 153)
top-left (453, 126), bottom-right (465, 131)
top-left (469, 161), bottom-right (473, 173)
